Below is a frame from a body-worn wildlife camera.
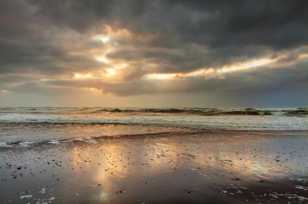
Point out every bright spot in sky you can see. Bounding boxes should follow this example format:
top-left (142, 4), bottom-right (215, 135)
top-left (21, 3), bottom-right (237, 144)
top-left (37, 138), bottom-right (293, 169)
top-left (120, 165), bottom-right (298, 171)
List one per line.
top-left (73, 73), bottom-right (94, 80)
top-left (298, 53), bottom-right (308, 60)
top-left (217, 58), bottom-right (277, 74)
top-left (0, 90), bottom-right (9, 94)
top-left (105, 68), bottom-right (117, 77)
top-left (103, 63), bottom-right (129, 78)
top-left (95, 55), bottom-right (110, 64)
top-left (93, 35), bottom-right (111, 44)
top-left (144, 73), bottom-right (179, 80)
top-left (91, 28), bottom-right (132, 80)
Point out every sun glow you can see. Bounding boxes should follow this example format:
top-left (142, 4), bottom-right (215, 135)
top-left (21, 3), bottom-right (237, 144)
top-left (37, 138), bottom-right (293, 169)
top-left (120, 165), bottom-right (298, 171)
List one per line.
top-left (93, 35), bottom-right (111, 44)
top-left (104, 68), bottom-right (117, 77)
top-left (217, 58), bottom-right (277, 74)
top-left (89, 26), bottom-right (134, 80)
top-left (144, 57), bottom-right (278, 80)
top-left (102, 62), bottom-right (129, 79)
top-left (94, 55), bottom-right (111, 64)
top-left (79, 26), bottom-right (283, 84)
top-left (73, 73), bottom-right (94, 80)
top-left (144, 73), bottom-right (179, 80)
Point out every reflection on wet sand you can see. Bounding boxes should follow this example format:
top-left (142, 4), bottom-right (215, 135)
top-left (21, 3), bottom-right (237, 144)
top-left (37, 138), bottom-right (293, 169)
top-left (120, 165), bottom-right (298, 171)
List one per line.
top-left (1, 131), bottom-right (308, 203)
top-left (190, 135), bottom-right (289, 180)
top-left (65, 132), bottom-right (308, 203)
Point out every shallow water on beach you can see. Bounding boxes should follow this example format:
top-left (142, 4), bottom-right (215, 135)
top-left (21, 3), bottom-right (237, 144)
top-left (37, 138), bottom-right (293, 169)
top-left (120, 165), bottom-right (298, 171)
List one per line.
top-left (0, 123), bottom-right (190, 147)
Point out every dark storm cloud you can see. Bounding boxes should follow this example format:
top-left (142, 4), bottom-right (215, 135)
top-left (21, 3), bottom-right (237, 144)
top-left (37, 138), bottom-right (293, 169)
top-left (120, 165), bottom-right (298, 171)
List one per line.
top-left (35, 0), bottom-right (308, 50)
top-left (26, 0), bottom-right (308, 63)
top-left (164, 0), bottom-right (308, 48)
top-left (2, 0), bottom-right (308, 73)
top-left (0, 0), bottom-right (102, 75)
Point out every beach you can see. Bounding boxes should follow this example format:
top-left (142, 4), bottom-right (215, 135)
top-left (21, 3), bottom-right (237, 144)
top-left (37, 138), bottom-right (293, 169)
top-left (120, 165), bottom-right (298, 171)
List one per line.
top-left (0, 108), bottom-right (308, 203)
top-left (1, 128), bottom-right (308, 203)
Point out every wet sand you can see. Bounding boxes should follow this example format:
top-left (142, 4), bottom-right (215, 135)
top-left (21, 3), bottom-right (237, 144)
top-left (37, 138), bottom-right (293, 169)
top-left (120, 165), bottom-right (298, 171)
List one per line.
top-left (1, 130), bottom-right (308, 203)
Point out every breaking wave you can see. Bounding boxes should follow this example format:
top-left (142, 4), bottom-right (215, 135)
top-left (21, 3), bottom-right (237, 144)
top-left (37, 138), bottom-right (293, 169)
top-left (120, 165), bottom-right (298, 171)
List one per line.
top-left (0, 107), bottom-right (307, 131)
top-left (0, 107), bottom-right (307, 116)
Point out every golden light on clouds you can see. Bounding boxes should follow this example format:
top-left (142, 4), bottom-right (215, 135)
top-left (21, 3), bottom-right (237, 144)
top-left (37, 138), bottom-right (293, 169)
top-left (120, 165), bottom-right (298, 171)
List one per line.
top-left (93, 34), bottom-right (111, 44)
top-left (144, 57), bottom-right (278, 81)
top-left (144, 73), bottom-right (179, 80)
top-left (102, 25), bottom-right (133, 39)
top-left (94, 55), bottom-right (111, 64)
top-left (298, 53), bottom-right (308, 60)
top-left (65, 24), bottom-right (308, 99)
top-left (92, 36), bottom-right (113, 65)
top-left (216, 58), bottom-right (277, 74)
top-left (71, 25), bottom-right (133, 82)
top-left (1, 0), bottom-right (308, 107)
top-left (73, 73), bottom-right (95, 80)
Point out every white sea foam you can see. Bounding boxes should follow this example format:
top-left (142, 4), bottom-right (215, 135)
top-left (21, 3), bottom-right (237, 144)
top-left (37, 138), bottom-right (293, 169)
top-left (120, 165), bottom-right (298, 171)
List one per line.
top-left (48, 140), bottom-right (60, 144)
top-left (19, 141), bottom-right (34, 147)
top-left (0, 111), bottom-right (308, 130)
top-left (0, 142), bottom-right (12, 148)
top-left (20, 194), bottom-right (32, 199)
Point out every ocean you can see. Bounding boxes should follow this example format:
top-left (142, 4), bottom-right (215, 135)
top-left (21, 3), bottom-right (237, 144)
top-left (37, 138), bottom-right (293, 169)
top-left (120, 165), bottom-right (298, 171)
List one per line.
top-left (0, 107), bottom-right (307, 148)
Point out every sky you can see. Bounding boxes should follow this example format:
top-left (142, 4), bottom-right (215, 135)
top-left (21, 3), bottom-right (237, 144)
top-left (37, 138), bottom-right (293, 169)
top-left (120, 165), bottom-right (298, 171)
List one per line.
top-left (0, 0), bottom-right (308, 107)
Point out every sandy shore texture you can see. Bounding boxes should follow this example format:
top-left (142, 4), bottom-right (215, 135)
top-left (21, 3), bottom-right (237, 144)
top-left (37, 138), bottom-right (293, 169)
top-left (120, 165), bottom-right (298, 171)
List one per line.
top-left (1, 129), bottom-right (308, 204)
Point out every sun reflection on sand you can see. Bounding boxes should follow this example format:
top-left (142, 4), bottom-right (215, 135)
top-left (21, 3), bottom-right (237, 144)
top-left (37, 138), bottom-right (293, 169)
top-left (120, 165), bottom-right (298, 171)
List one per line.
top-left (67, 132), bottom-right (293, 202)
top-left (141, 141), bottom-right (182, 172)
top-left (186, 135), bottom-right (288, 180)
top-left (70, 142), bottom-right (131, 201)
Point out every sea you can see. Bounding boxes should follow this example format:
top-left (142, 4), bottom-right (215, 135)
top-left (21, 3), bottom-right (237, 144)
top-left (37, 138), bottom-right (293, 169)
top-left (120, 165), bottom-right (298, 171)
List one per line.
top-left (0, 107), bottom-right (307, 148)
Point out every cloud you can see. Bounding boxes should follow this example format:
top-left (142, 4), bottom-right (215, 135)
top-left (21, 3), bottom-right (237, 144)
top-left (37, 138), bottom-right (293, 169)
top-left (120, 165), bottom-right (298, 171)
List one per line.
top-left (26, 0), bottom-right (308, 61)
top-left (0, 0), bottom-right (308, 106)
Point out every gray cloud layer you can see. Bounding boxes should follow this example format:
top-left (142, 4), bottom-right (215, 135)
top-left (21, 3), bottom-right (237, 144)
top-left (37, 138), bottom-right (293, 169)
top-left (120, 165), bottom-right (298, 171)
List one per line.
top-left (1, 0), bottom-right (308, 106)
